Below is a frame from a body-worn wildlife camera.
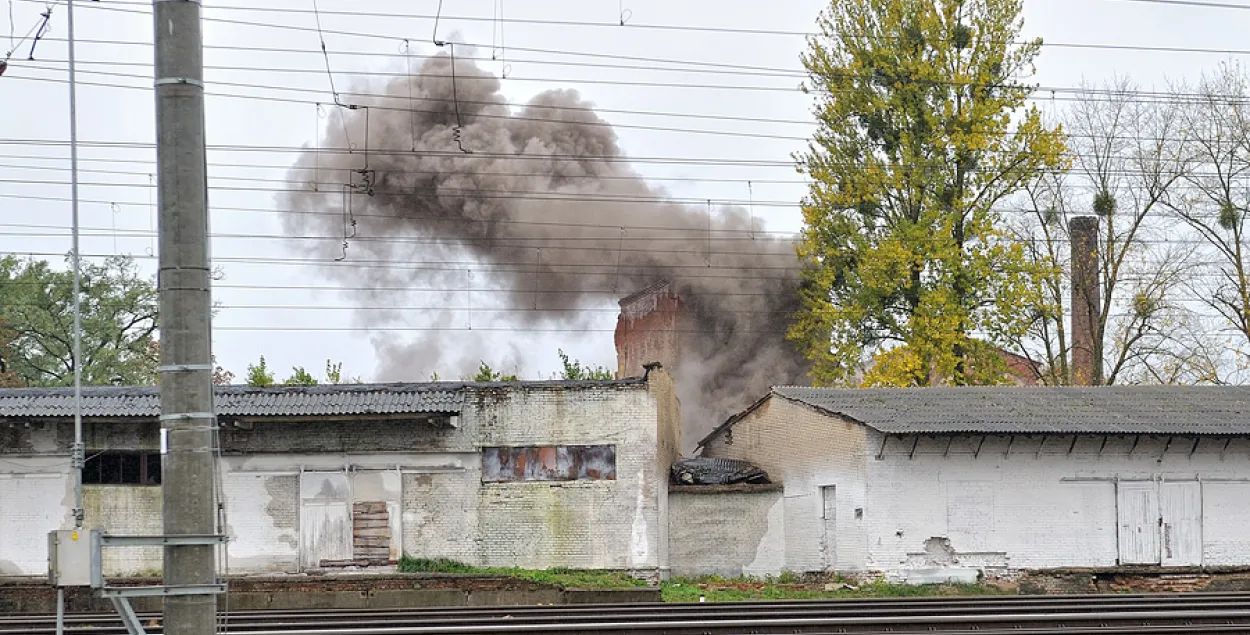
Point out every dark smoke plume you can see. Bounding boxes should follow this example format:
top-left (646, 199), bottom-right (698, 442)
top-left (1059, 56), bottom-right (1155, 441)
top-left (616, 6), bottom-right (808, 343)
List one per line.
top-left (281, 47), bottom-right (809, 442)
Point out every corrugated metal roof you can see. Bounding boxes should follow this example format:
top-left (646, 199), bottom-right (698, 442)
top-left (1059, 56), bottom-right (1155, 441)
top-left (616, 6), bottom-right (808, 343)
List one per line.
top-left (769, 386), bottom-right (1250, 435)
top-left (0, 383), bottom-right (464, 418)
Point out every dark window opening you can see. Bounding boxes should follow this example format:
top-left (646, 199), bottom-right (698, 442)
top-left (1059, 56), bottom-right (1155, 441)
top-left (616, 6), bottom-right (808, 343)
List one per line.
top-left (84, 451), bottom-right (161, 486)
top-left (482, 444), bottom-right (615, 483)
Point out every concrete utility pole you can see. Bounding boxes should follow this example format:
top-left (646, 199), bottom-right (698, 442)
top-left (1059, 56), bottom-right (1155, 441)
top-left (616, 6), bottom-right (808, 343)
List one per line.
top-left (153, 0), bottom-right (216, 633)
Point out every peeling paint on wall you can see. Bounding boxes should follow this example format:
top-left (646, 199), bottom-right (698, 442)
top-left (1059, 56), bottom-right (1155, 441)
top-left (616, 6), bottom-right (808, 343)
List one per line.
top-left (482, 445), bottom-right (616, 482)
top-left (668, 488), bottom-right (783, 578)
top-left (631, 469), bottom-right (650, 566)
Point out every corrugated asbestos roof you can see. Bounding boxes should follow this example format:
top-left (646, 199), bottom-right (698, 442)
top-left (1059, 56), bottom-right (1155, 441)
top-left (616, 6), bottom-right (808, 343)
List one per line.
top-left (769, 386), bottom-right (1250, 435)
top-left (0, 378), bottom-right (651, 419)
top-left (0, 383), bottom-right (465, 418)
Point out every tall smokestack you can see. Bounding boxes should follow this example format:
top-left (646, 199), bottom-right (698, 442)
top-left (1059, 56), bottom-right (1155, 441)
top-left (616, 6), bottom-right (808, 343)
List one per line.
top-left (1069, 216), bottom-right (1101, 385)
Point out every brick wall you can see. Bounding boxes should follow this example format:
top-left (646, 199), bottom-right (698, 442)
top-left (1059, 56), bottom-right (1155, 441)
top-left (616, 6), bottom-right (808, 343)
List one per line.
top-left (614, 282), bottom-right (682, 379)
top-left (222, 418), bottom-right (464, 454)
top-left (467, 380), bottom-right (668, 573)
top-left (402, 470), bottom-right (480, 563)
top-left (702, 396), bottom-right (870, 573)
top-left (82, 485), bottom-right (162, 576)
top-left (223, 470), bottom-right (299, 574)
top-left (668, 487), bottom-right (784, 577)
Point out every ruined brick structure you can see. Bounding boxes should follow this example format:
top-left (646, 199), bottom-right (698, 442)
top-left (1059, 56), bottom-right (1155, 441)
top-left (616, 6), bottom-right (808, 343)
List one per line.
top-left (614, 280), bottom-right (683, 379)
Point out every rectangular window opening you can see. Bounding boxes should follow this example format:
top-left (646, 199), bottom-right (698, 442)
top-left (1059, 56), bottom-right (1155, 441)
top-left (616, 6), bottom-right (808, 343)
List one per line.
top-left (84, 451), bottom-right (162, 486)
top-left (482, 444), bottom-right (615, 483)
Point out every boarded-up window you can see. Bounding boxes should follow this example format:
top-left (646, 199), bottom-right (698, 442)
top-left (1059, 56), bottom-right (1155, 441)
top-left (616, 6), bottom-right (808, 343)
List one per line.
top-left (482, 445), bottom-right (616, 483)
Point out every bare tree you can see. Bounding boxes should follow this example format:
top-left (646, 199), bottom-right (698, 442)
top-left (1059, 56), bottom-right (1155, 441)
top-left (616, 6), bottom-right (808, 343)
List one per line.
top-left (1014, 77), bottom-right (1206, 384)
top-left (1166, 64), bottom-right (1250, 378)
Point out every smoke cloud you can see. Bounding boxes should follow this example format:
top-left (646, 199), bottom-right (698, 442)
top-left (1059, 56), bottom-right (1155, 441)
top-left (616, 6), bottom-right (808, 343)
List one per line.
top-left (281, 47), bottom-right (809, 442)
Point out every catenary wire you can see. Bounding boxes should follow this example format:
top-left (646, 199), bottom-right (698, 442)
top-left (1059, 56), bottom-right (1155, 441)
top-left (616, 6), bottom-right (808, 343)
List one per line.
top-left (35, 0), bottom-right (1250, 40)
top-left (2, 221), bottom-right (1234, 249)
top-left (14, 63), bottom-right (1250, 153)
top-left (16, 47), bottom-right (1250, 109)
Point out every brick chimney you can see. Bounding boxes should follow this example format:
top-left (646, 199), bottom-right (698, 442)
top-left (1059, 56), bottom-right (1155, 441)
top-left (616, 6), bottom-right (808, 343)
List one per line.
top-left (614, 280), bottom-right (683, 378)
top-left (1069, 216), bottom-right (1101, 385)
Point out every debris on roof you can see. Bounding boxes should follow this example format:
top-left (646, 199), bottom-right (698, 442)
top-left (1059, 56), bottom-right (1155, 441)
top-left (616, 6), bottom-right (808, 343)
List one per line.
top-left (670, 457), bottom-right (770, 486)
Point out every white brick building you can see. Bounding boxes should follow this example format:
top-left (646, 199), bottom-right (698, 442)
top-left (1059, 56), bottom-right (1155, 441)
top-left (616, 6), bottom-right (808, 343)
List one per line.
top-left (0, 369), bottom-right (680, 579)
top-left (694, 386), bottom-right (1250, 581)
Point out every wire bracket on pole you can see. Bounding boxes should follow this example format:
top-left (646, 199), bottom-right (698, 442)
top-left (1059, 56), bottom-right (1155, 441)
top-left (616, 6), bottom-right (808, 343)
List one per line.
top-left (25, 6), bottom-right (51, 60)
top-left (154, 77), bottom-right (204, 87)
top-left (159, 412), bottom-right (217, 422)
top-left (69, 442), bottom-right (85, 469)
top-left (156, 364), bottom-right (214, 373)
top-left (70, 441), bottom-right (85, 526)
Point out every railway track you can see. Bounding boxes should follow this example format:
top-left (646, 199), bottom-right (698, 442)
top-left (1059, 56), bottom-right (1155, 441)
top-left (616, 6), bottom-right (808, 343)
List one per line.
top-left (6, 592), bottom-right (1250, 634)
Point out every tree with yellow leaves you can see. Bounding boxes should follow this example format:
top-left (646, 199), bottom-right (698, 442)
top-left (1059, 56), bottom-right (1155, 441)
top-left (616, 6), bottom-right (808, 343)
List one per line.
top-left (789, 0), bottom-right (1067, 386)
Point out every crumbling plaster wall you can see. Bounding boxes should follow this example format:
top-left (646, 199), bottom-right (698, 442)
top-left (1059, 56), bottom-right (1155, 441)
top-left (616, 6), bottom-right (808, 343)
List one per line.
top-left (464, 380), bottom-right (670, 574)
top-left (865, 433), bottom-right (1250, 573)
top-left (668, 488), bottom-right (784, 577)
top-left (2, 379), bottom-right (676, 578)
top-left (700, 397), bottom-right (870, 572)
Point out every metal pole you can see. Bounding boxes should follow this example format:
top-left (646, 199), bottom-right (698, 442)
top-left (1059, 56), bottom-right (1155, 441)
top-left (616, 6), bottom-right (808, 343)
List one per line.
top-left (153, 0), bottom-right (216, 633)
top-left (66, 0), bottom-right (85, 532)
top-left (55, 588), bottom-right (64, 635)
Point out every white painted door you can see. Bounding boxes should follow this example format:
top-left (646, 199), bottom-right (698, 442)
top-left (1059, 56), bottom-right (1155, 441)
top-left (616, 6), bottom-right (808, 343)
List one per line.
top-left (1117, 481), bottom-right (1160, 565)
top-left (820, 486), bottom-right (836, 570)
top-left (299, 471), bottom-right (352, 570)
top-left (1159, 481), bottom-right (1202, 567)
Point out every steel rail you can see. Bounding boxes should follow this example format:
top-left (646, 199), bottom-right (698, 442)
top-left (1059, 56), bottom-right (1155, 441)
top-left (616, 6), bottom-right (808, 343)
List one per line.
top-left (8, 597), bottom-right (1250, 634)
top-left (8, 603), bottom-right (1250, 635)
top-left (8, 589), bottom-right (1250, 626)
top-left (14, 608), bottom-right (1250, 635)
top-left (8, 592), bottom-right (1250, 634)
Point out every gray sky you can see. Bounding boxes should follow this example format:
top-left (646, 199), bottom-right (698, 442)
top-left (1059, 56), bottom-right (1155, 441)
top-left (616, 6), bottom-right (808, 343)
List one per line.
top-left (0, 0), bottom-right (1243, 382)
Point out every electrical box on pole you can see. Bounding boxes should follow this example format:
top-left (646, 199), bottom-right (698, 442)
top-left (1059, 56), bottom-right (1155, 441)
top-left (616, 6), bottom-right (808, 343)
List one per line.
top-left (47, 529), bottom-right (96, 588)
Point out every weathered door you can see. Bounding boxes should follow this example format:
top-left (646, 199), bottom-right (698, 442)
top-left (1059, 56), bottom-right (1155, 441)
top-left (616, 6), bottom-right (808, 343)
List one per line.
top-left (350, 468), bottom-right (404, 561)
top-left (299, 470), bottom-right (352, 570)
top-left (820, 485), bottom-right (836, 570)
top-left (1159, 481), bottom-right (1202, 566)
top-left (1117, 481), bottom-right (1160, 565)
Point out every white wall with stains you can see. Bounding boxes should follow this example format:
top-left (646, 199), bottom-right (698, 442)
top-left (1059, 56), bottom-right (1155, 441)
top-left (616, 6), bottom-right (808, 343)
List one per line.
top-left (0, 467), bottom-right (70, 576)
top-left (0, 375), bottom-right (680, 578)
top-left (865, 433), bottom-right (1250, 575)
top-left (701, 394), bottom-right (1250, 578)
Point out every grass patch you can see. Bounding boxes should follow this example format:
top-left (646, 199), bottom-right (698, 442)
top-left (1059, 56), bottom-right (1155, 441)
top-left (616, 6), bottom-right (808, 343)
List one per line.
top-left (397, 557), bottom-right (1006, 599)
top-left (397, 555), bottom-right (646, 589)
top-left (396, 557), bottom-right (479, 574)
top-left (661, 575), bottom-right (1006, 602)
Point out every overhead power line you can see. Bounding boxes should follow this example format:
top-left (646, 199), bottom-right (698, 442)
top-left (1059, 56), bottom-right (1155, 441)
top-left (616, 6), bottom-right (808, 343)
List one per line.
top-left (16, 59), bottom-right (1250, 152)
top-left (1, 219), bottom-right (1237, 250)
top-left (19, 39), bottom-right (1250, 106)
top-left (1097, 0), bottom-right (1250, 10)
top-left (36, 0), bottom-right (1250, 41)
